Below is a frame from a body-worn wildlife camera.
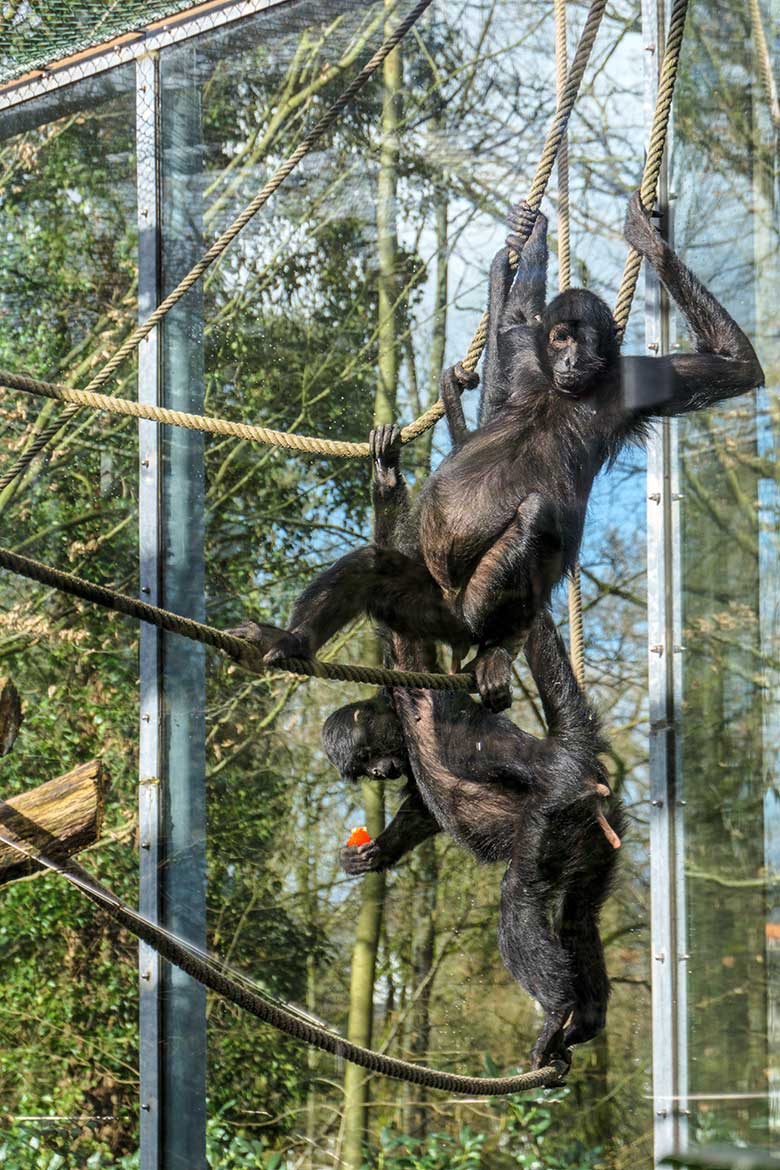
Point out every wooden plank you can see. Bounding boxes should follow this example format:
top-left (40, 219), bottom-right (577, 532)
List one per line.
top-left (0, 760), bottom-right (108, 885)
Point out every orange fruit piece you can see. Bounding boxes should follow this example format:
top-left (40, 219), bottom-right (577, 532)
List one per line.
top-left (346, 826), bottom-right (372, 847)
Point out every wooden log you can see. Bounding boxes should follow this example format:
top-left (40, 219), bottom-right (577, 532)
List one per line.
top-left (0, 677), bottom-right (22, 756)
top-left (0, 760), bottom-right (108, 885)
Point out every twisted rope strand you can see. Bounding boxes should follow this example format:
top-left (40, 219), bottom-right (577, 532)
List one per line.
top-left (0, 831), bottom-right (565, 1095)
top-left (459, 0), bottom-right (607, 378)
top-left (0, 0), bottom-right (434, 487)
top-left (612, 0), bottom-right (690, 335)
top-left (0, 544), bottom-right (476, 691)
top-left (553, 0), bottom-right (586, 686)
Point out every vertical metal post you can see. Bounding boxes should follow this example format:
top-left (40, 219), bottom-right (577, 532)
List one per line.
top-left (138, 45), bottom-right (208, 1169)
top-left (136, 52), bottom-right (163, 1170)
top-left (159, 42), bottom-right (207, 1170)
top-left (644, 0), bottom-right (688, 1164)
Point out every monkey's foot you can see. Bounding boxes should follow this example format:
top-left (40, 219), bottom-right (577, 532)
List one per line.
top-left (262, 630), bottom-right (314, 666)
top-left (530, 1028), bottom-right (572, 1074)
top-left (340, 841), bottom-right (385, 875)
top-left (473, 646), bottom-right (513, 712)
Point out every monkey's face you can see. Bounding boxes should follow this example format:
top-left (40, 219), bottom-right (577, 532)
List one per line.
top-left (349, 703), bottom-right (407, 780)
top-left (546, 320), bottom-right (605, 396)
top-left (541, 288), bottom-right (619, 398)
top-left (322, 698), bottom-right (408, 782)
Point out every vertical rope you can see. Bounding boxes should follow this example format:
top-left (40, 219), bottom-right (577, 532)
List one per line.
top-left (749, 0), bottom-right (780, 132)
top-left (555, 0), bottom-right (585, 687)
top-left (612, 0), bottom-right (690, 335)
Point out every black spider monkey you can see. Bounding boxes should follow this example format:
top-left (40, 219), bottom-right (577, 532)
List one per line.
top-left (265, 192), bottom-right (764, 711)
top-left (325, 425), bottom-right (626, 1070)
top-left (229, 426), bottom-right (625, 1069)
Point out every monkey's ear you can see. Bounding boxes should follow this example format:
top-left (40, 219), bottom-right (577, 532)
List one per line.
top-left (353, 708), bottom-right (362, 723)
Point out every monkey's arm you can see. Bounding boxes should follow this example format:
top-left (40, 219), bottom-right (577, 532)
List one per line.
top-left (340, 790), bottom-right (440, 875)
top-left (623, 192), bottom-right (764, 419)
top-left (480, 212), bottom-right (549, 427)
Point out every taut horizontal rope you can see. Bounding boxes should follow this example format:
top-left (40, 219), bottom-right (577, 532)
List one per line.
top-left (0, 545), bottom-right (476, 692)
top-left (0, 832), bottom-right (566, 1095)
top-left (0, 367), bottom-right (432, 458)
top-left (0, 0), bottom-right (435, 486)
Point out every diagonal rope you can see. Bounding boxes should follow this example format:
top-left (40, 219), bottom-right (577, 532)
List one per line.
top-left (612, 0), bottom-right (690, 335)
top-left (0, 544), bottom-right (476, 692)
top-left (0, 0), bottom-right (435, 489)
top-left (0, 831), bottom-right (567, 1095)
top-left (0, 0), bottom-right (607, 465)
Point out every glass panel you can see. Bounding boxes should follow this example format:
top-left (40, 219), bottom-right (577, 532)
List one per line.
top-left (673, 0), bottom-right (780, 1153)
top-left (0, 66), bottom-right (139, 1162)
top-left (158, 3), bottom-right (654, 1165)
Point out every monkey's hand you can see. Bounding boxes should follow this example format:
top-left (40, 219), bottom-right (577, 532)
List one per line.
top-left (340, 839), bottom-right (387, 875)
top-left (623, 190), bottom-right (664, 260)
top-left (222, 620), bottom-right (289, 669)
top-left (262, 629), bottom-right (314, 667)
top-left (370, 423), bottom-right (402, 491)
top-left (506, 205), bottom-right (548, 256)
top-left (473, 645), bottom-right (513, 712)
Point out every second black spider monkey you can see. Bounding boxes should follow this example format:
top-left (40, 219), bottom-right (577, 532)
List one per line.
top-left (265, 193), bottom-right (764, 712)
top-left (321, 424), bottom-right (625, 1071)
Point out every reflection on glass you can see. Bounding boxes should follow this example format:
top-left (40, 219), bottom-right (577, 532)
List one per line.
top-left (673, 0), bottom-right (780, 1155)
top-left (0, 67), bottom-right (140, 1164)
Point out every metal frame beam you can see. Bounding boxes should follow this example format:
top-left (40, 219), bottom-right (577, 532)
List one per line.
top-left (136, 53), bottom-right (164, 1170)
top-left (0, 0), bottom-right (292, 110)
top-left (644, 0), bottom-right (689, 1163)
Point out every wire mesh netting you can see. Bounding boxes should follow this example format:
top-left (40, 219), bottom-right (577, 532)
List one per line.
top-left (0, 0), bottom-right (196, 84)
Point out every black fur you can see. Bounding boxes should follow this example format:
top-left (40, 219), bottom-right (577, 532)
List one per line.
top-left (265, 193), bottom-right (763, 713)
top-left (317, 425), bottom-right (625, 1070)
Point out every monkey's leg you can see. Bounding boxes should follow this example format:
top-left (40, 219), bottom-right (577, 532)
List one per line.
top-left (459, 493), bottom-right (563, 639)
top-left (561, 912), bottom-right (610, 1049)
top-left (264, 546), bottom-right (468, 664)
top-left (498, 847), bottom-right (575, 1070)
top-left (340, 792), bottom-right (440, 876)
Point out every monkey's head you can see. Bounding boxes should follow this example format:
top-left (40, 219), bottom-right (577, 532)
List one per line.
top-left (322, 694), bottom-right (408, 782)
top-left (541, 289), bottom-right (619, 397)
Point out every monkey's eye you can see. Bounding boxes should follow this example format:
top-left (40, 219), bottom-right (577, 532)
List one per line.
top-left (549, 325), bottom-right (571, 348)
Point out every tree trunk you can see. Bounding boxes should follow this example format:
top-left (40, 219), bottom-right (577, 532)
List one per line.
top-left (341, 7), bottom-right (401, 1163)
top-left (403, 835), bottom-right (437, 1137)
top-left (0, 759), bottom-right (108, 884)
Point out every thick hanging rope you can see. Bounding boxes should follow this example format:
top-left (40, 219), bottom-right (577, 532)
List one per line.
top-left (749, 0), bottom-right (780, 132)
top-left (0, 0), bottom-right (607, 466)
top-left (612, 0), bottom-right (689, 335)
top-left (0, 0), bottom-right (435, 487)
top-left (554, 0), bottom-right (585, 688)
top-left (0, 544), bottom-right (476, 692)
top-left (0, 831), bottom-right (567, 1095)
